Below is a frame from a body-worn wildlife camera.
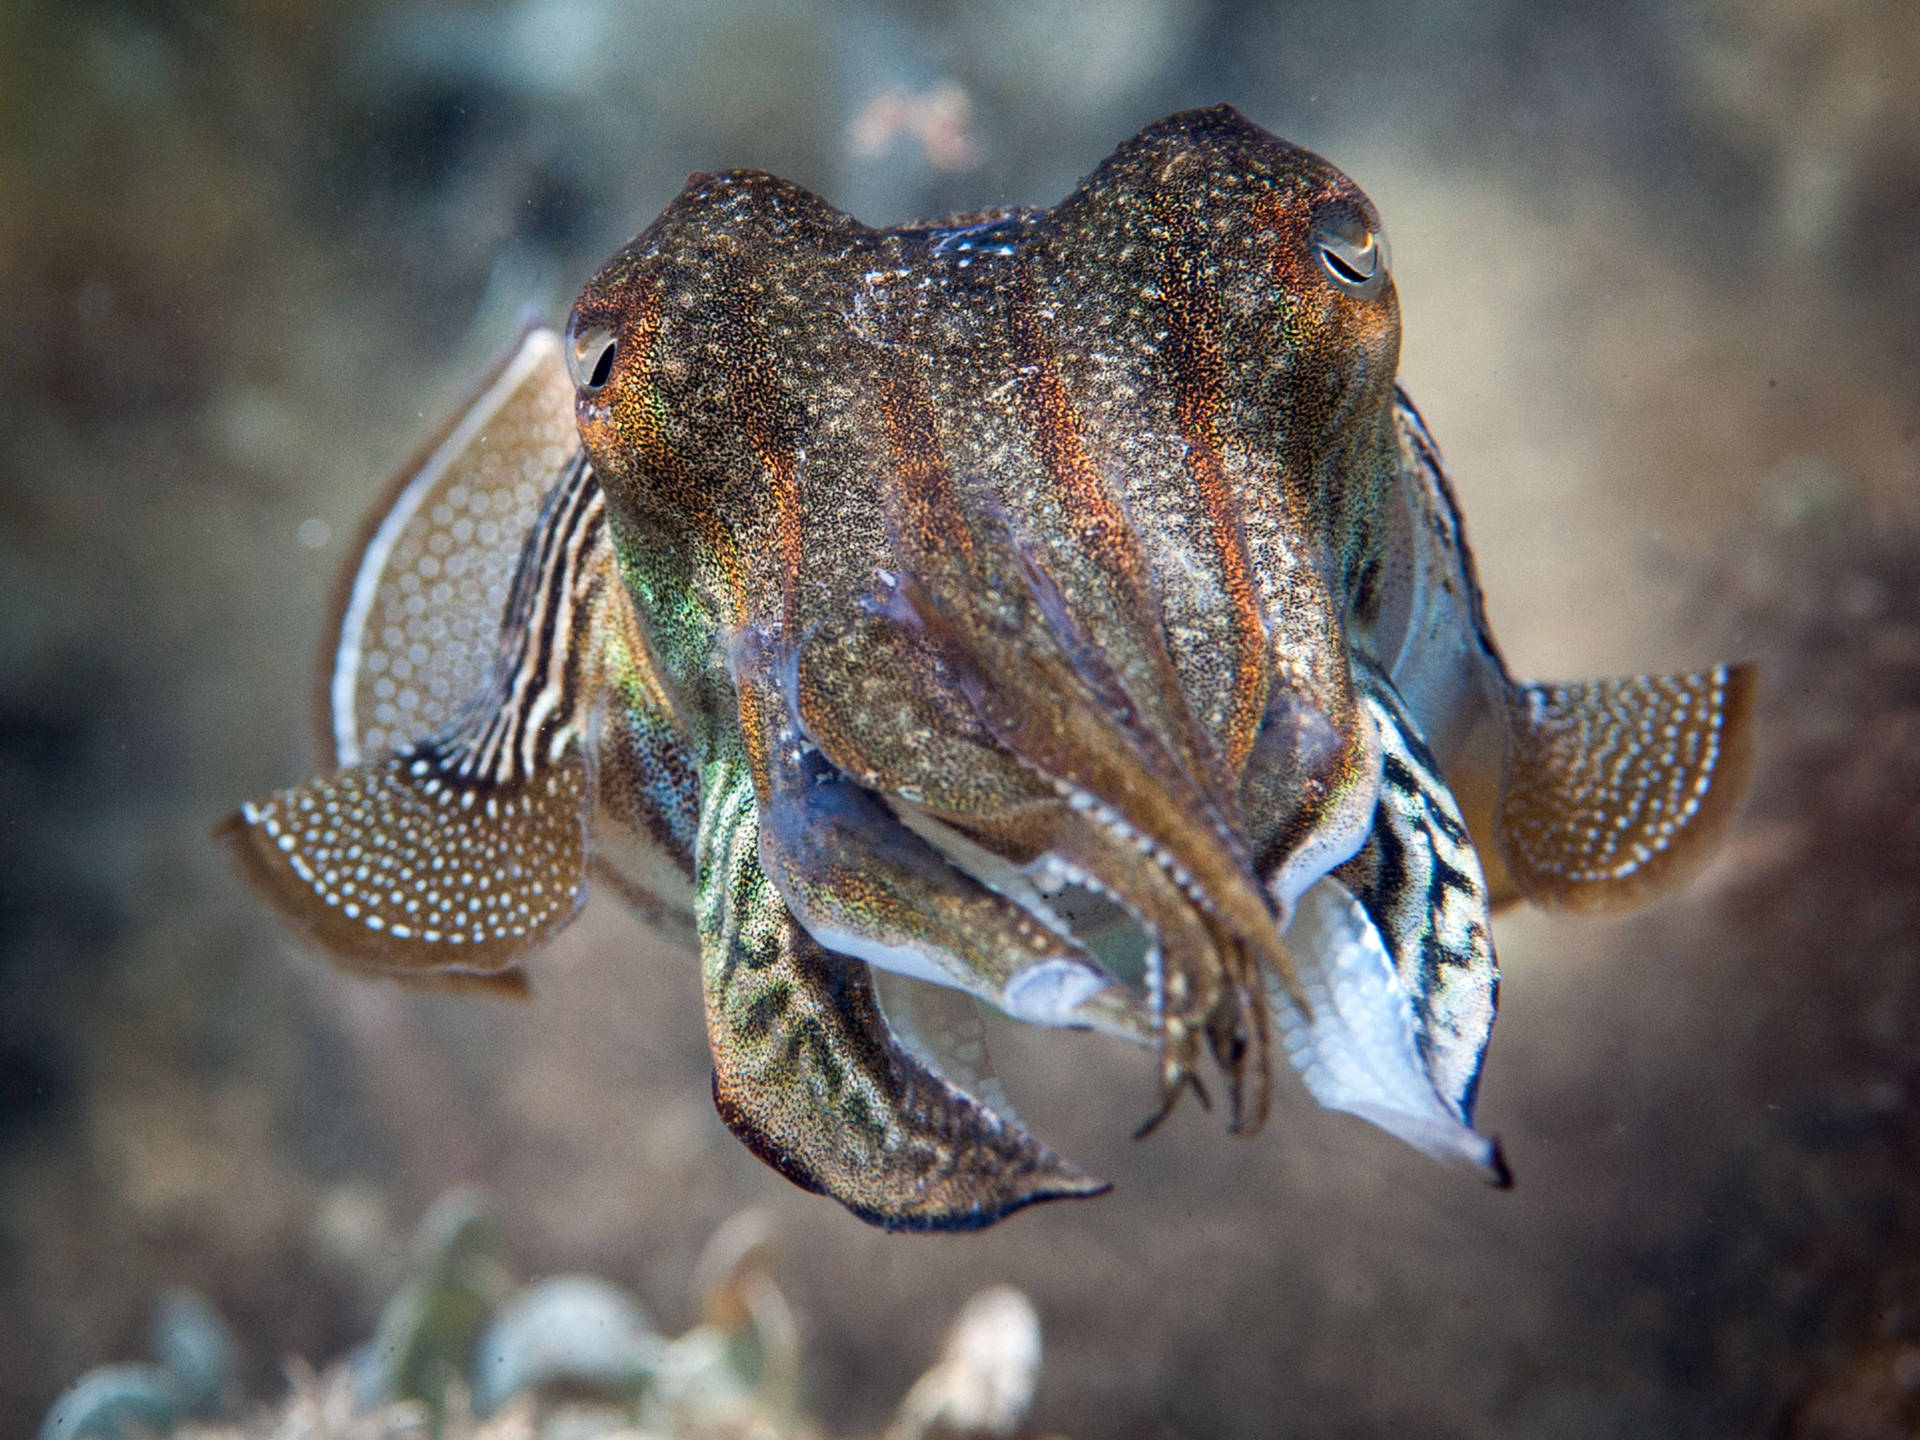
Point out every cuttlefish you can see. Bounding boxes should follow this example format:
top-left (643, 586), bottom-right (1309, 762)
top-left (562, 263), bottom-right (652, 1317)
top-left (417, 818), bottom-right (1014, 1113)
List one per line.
top-left (221, 107), bottom-right (1755, 1230)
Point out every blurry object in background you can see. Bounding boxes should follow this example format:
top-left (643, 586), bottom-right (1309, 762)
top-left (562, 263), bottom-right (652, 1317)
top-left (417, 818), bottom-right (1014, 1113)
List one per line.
top-left (151, 1291), bottom-right (244, 1425)
top-left (357, 1187), bottom-right (511, 1419)
top-left (37, 1291), bottom-right (241, 1440)
top-left (848, 83), bottom-right (984, 171)
top-left (884, 1287), bottom-right (1040, 1440)
top-left (38, 1365), bottom-right (183, 1440)
top-left (1682, 0), bottom-right (1920, 258)
top-left (641, 1207), bottom-right (801, 1438)
top-left (43, 1191), bottom-right (1049, 1440)
top-left (1787, 1341), bottom-right (1920, 1440)
top-left (471, 1274), bottom-right (660, 1416)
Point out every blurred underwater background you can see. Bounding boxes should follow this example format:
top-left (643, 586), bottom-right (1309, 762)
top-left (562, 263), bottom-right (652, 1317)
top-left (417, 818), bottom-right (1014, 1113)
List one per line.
top-left (4, 0), bottom-right (1920, 1436)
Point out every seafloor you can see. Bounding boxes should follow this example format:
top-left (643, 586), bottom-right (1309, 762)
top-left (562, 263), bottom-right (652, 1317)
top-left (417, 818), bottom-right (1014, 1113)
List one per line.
top-left (4, 1), bottom-right (1920, 1437)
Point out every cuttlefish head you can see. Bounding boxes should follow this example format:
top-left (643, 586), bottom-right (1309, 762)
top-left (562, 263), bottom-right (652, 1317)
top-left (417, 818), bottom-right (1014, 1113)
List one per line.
top-left (567, 107), bottom-right (1416, 1135)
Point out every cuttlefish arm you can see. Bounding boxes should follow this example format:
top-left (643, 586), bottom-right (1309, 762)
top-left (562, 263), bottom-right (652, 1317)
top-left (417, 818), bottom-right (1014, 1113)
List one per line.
top-left (867, 371), bottom-right (1301, 1133)
top-left (1274, 878), bottom-right (1507, 1183)
top-left (1282, 658), bottom-right (1506, 1182)
top-left (734, 631), bottom-right (1143, 1040)
top-left (694, 739), bottom-right (1112, 1231)
top-left (1384, 389), bottom-right (1758, 915)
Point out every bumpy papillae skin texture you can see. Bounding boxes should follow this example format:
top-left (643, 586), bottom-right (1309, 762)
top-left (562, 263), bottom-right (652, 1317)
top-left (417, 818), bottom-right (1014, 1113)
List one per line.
top-left (223, 107), bottom-right (1756, 1230)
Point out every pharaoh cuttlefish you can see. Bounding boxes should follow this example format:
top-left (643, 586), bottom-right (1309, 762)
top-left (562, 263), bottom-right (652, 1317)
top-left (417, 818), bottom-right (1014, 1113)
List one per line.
top-left (222, 107), bottom-right (1755, 1230)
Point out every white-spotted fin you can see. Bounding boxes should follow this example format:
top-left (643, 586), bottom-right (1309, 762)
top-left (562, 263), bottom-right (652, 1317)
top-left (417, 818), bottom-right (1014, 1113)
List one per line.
top-left (1383, 389), bottom-right (1757, 917)
top-left (220, 751), bottom-right (588, 991)
top-left (326, 326), bottom-right (580, 767)
top-left (1499, 666), bottom-right (1758, 912)
top-left (219, 452), bottom-right (611, 986)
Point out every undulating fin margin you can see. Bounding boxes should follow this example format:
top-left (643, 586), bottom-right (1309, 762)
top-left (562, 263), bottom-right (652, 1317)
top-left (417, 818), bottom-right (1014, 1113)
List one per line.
top-left (321, 325), bottom-right (577, 768)
top-left (1391, 388), bottom-right (1757, 916)
top-left (1497, 664), bottom-right (1759, 913)
top-left (218, 454), bottom-right (610, 985)
top-left (1388, 385), bottom-right (1507, 679)
top-left (1385, 387), bottom-right (1524, 909)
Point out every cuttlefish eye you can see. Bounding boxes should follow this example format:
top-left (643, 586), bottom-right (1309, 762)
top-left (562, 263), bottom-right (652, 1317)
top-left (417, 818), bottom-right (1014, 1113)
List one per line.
top-left (566, 319), bottom-right (618, 393)
top-left (1311, 212), bottom-right (1391, 301)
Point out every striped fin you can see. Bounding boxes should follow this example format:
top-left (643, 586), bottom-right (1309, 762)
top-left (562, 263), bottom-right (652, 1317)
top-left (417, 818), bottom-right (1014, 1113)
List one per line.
top-left (308, 322), bottom-right (698, 943)
top-left (325, 326), bottom-right (580, 768)
top-left (220, 456), bottom-right (610, 985)
top-left (1333, 661), bottom-right (1499, 1132)
top-left (1380, 391), bottom-right (1756, 917)
top-left (1375, 387), bottom-right (1508, 768)
top-left (1498, 665), bottom-right (1758, 912)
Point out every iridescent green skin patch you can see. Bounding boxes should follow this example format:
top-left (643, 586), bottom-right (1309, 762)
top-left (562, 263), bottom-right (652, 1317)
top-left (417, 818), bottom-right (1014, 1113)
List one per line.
top-left (223, 107), bottom-right (1756, 1230)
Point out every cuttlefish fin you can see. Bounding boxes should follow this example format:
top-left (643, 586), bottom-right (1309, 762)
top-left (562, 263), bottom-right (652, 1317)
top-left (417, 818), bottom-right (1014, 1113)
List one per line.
top-left (219, 453), bottom-right (614, 986)
top-left (1497, 665), bottom-right (1758, 913)
top-left (217, 745), bottom-right (582, 993)
top-left (697, 749), bottom-right (1109, 1231)
top-left (1437, 713), bottom-right (1525, 912)
top-left (286, 322), bottom-right (699, 947)
top-left (322, 325), bottom-right (583, 769)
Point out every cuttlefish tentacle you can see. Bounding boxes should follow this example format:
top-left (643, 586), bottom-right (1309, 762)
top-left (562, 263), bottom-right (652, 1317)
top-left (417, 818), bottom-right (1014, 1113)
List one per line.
top-left (1265, 657), bottom-right (1504, 1182)
top-left (695, 743), bottom-right (1112, 1231)
top-left (1373, 387), bottom-right (1532, 912)
top-left (218, 452), bottom-right (619, 991)
top-left (1332, 660), bottom-right (1499, 1127)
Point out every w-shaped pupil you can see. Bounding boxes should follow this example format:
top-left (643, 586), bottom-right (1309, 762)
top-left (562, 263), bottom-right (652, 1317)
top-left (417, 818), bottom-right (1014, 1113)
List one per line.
top-left (1321, 245), bottom-right (1369, 284)
top-left (567, 323), bottom-right (618, 392)
top-left (588, 338), bottom-right (617, 389)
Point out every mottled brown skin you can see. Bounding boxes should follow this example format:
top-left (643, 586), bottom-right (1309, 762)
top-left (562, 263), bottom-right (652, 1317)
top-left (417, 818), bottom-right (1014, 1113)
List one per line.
top-left (571, 107), bottom-right (1403, 1131)
top-left (577, 109), bottom-right (1397, 830)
